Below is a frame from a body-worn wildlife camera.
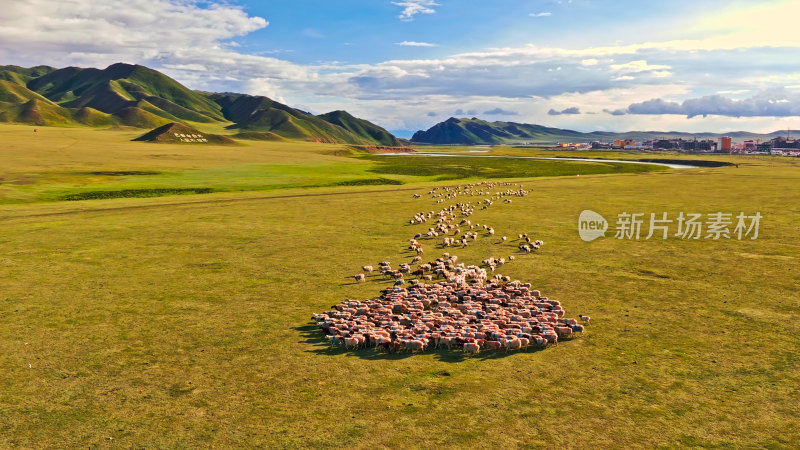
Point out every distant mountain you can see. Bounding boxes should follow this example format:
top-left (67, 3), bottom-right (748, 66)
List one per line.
top-left (412, 117), bottom-right (787, 145)
top-left (316, 110), bottom-right (400, 146)
top-left (209, 93), bottom-right (374, 145)
top-left (0, 62), bottom-right (400, 146)
top-left (411, 117), bottom-right (589, 144)
top-left (133, 122), bottom-right (236, 145)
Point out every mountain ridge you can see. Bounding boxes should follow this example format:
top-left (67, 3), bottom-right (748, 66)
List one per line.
top-left (0, 62), bottom-right (401, 146)
top-left (411, 117), bottom-right (792, 145)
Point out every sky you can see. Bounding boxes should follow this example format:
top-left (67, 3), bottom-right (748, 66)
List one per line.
top-left (1, 0), bottom-right (799, 136)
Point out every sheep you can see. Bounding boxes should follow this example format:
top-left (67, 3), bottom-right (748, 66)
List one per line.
top-left (484, 340), bottom-right (502, 351)
top-left (404, 340), bottom-right (425, 352)
top-left (317, 247), bottom-right (582, 355)
top-left (504, 337), bottom-right (522, 351)
top-left (464, 342), bottom-right (480, 354)
top-left (579, 315), bottom-right (591, 324)
top-left (344, 337), bottom-right (360, 349)
top-left (354, 274), bottom-right (366, 282)
top-left (362, 265), bottom-right (374, 273)
top-left (501, 236), bottom-right (507, 242)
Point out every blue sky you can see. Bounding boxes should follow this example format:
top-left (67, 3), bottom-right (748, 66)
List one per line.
top-left (1, 0), bottom-right (799, 136)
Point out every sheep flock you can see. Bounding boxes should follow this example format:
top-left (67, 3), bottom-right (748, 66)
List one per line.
top-left (312, 181), bottom-right (588, 354)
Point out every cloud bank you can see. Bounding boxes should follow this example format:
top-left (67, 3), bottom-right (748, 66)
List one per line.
top-left (548, 107), bottom-right (581, 115)
top-left (484, 108), bottom-right (519, 116)
top-left (624, 90), bottom-right (800, 118)
top-left (1, 0), bottom-right (799, 133)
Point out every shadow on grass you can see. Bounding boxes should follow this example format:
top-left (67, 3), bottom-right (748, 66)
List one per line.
top-left (338, 273), bottom-right (400, 287)
top-left (295, 324), bottom-right (551, 362)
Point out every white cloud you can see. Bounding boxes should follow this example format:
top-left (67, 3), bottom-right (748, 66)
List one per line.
top-left (391, 1), bottom-right (439, 21)
top-left (0, 0), bottom-right (267, 66)
top-left (484, 107), bottom-right (519, 116)
top-left (396, 41), bottom-right (438, 47)
top-left (529, 12), bottom-right (552, 17)
top-left (548, 107), bottom-right (580, 115)
top-left (2, 0), bottom-right (799, 134)
top-left (650, 71), bottom-right (673, 78)
top-left (717, 89), bottom-right (751, 95)
top-left (610, 60), bottom-right (671, 74)
top-left (626, 89), bottom-right (800, 118)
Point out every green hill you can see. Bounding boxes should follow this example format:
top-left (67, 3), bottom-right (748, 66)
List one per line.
top-left (27, 63), bottom-right (225, 122)
top-left (133, 122), bottom-right (236, 145)
top-left (0, 63), bottom-right (228, 128)
top-left (0, 62), bottom-right (400, 145)
top-left (231, 131), bottom-right (286, 141)
top-left (210, 93), bottom-right (374, 144)
top-left (0, 65), bottom-right (56, 85)
top-left (111, 106), bottom-right (172, 129)
top-left (411, 117), bottom-right (783, 145)
top-left (317, 110), bottom-right (400, 146)
top-left (411, 117), bottom-right (590, 144)
top-left (0, 80), bottom-right (52, 104)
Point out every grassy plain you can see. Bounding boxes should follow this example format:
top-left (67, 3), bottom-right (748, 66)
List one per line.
top-left (0, 124), bottom-right (798, 447)
top-left (0, 125), bottom-right (663, 204)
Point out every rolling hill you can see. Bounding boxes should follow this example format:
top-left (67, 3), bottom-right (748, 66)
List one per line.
top-left (0, 62), bottom-right (401, 145)
top-left (316, 110), bottom-right (400, 146)
top-left (208, 93), bottom-right (376, 145)
top-left (133, 122), bottom-right (236, 145)
top-left (411, 117), bottom-right (589, 144)
top-left (411, 117), bottom-right (789, 145)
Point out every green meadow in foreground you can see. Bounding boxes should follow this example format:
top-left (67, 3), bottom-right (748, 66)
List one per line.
top-left (0, 125), bottom-right (798, 447)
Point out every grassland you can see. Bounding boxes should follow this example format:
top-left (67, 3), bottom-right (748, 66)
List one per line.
top-left (0, 124), bottom-right (798, 447)
top-left (0, 125), bottom-right (663, 204)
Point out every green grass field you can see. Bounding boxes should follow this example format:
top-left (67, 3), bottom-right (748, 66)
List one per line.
top-left (0, 125), bottom-right (665, 204)
top-left (0, 124), bottom-right (798, 447)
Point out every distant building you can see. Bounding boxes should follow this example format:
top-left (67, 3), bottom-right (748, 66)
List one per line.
top-left (771, 136), bottom-right (800, 150)
top-left (756, 141), bottom-right (772, 153)
top-left (653, 139), bottom-right (681, 150)
top-left (743, 140), bottom-right (757, 152)
top-left (720, 136), bottom-right (732, 153)
top-left (652, 138), bottom-right (717, 152)
top-left (613, 139), bottom-right (636, 148)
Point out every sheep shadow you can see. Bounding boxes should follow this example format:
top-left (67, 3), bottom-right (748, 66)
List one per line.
top-left (337, 274), bottom-right (395, 287)
top-left (295, 324), bottom-right (552, 363)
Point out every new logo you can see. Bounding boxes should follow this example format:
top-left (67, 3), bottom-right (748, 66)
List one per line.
top-left (578, 210), bottom-right (608, 241)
